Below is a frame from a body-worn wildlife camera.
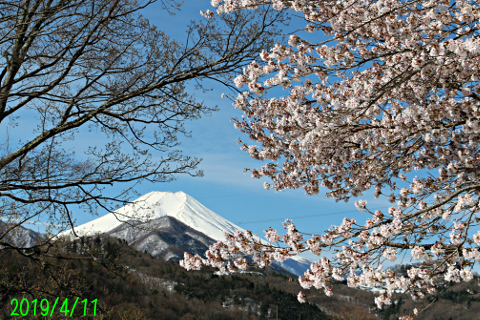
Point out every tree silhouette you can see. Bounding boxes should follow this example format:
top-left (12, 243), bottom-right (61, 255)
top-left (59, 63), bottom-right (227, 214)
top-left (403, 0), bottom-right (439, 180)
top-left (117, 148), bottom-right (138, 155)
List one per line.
top-left (0, 0), bottom-right (283, 298)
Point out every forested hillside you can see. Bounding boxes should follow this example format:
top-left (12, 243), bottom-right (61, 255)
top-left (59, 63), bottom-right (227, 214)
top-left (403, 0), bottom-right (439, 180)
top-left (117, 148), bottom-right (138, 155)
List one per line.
top-left (0, 237), bottom-right (332, 320)
top-left (1, 236), bottom-right (479, 320)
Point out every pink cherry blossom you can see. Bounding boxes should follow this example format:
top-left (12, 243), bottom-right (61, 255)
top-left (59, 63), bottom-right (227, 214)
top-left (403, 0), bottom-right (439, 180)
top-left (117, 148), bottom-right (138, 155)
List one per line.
top-left (180, 1), bottom-right (480, 318)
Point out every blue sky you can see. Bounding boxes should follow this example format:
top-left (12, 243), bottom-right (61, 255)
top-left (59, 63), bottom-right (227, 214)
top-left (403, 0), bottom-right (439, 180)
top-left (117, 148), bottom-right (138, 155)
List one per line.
top-left (123, 1), bottom-right (394, 240)
top-left (11, 1), bottom-right (396, 261)
top-left (5, 0), bottom-right (472, 272)
top-left (132, 1), bottom-right (479, 271)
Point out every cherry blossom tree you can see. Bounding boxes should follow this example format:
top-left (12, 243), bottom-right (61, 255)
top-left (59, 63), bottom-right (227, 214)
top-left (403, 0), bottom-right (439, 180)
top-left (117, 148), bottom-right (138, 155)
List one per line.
top-left (181, 0), bottom-right (480, 318)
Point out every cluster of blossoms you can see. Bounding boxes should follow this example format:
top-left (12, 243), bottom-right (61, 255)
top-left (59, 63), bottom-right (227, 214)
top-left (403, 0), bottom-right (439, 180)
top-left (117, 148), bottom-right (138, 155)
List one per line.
top-left (182, 0), bottom-right (480, 318)
top-left (181, 221), bottom-right (302, 274)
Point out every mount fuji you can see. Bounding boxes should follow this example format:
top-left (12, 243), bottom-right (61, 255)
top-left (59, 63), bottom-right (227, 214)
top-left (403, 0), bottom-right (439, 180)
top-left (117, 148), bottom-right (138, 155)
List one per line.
top-left (59, 191), bottom-right (313, 275)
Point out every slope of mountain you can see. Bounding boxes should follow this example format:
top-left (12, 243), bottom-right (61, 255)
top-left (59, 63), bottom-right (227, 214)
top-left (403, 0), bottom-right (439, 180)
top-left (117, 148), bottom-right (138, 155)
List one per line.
top-left (0, 221), bottom-right (44, 248)
top-left (107, 215), bottom-right (215, 261)
top-left (60, 191), bottom-right (313, 275)
top-left (276, 256), bottom-right (314, 276)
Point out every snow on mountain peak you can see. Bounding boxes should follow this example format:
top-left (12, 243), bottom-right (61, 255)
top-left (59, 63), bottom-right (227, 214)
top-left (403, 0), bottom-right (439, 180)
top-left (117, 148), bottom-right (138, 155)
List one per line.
top-left (60, 191), bottom-right (240, 242)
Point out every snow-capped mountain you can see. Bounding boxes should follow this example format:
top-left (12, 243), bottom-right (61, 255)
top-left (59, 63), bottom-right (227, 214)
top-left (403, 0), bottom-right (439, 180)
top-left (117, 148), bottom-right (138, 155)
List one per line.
top-left (60, 191), bottom-right (240, 241)
top-left (60, 191), bottom-right (312, 275)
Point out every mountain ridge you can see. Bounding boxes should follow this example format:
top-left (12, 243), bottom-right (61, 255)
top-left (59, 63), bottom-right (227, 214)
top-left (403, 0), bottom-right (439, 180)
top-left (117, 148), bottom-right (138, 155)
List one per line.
top-left (0, 221), bottom-right (45, 248)
top-left (60, 191), bottom-right (313, 275)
